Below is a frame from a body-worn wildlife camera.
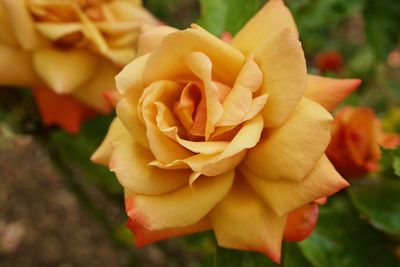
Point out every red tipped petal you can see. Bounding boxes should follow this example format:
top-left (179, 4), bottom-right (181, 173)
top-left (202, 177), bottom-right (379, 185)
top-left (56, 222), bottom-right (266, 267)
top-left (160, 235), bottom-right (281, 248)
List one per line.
top-left (283, 203), bottom-right (319, 242)
top-left (33, 86), bottom-right (97, 133)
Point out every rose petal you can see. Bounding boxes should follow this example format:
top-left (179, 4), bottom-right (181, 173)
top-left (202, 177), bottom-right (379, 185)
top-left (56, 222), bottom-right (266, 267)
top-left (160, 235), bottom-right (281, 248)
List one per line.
top-left (35, 23), bottom-right (82, 41)
top-left (72, 60), bottom-right (119, 112)
top-left (305, 75), bottom-right (361, 112)
top-left (2, 0), bottom-right (42, 50)
top-left (244, 155), bottom-right (349, 216)
top-left (218, 56), bottom-right (264, 126)
top-left (210, 178), bottom-right (286, 264)
top-left (283, 203), bottom-right (319, 242)
top-left (243, 98), bottom-right (332, 182)
top-left (126, 170), bottom-right (234, 230)
top-left (137, 25), bottom-right (178, 56)
top-left (0, 4), bottom-right (18, 46)
top-left (111, 136), bottom-right (189, 195)
top-left (127, 217), bottom-right (211, 247)
top-left (0, 44), bottom-right (37, 86)
top-left (144, 24), bottom-right (245, 87)
top-left (91, 118), bottom-right (130, 165)
top-left (33, 48), bottom-right (99, 94)
top-left (115, 53), bottom-right (149, 95)
top-left (232, 0), bottom-right (298, 55)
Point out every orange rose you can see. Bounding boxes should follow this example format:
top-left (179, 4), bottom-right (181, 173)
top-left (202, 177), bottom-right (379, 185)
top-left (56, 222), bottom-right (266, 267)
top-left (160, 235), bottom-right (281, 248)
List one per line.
top-left (326, 106), bottom-right (400, 178)
top-left (92, 0), bottom-right (361, 262)
top-left (0, 0), bottom-right (159, 132)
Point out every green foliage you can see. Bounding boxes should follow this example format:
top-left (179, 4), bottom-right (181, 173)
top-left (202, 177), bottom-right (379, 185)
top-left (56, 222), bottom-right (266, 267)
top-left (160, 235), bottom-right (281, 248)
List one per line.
top-left (363, 0), bottom-right (400, 60)
top-left (348, 179), bottom-right (400, 236)
top-left (197, 0), bottom-right (266, 36)
top-left (299, 196), bottom-right (398, 267)
top-left (50, 115), bottom-right (122, 195)
top-left (380, 147), bottom-right (400, 178)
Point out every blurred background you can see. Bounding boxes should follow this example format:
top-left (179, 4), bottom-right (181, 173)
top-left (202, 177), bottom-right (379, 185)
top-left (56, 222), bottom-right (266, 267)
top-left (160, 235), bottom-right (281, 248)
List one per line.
top-left (1, 0), bottom-right (399, 266)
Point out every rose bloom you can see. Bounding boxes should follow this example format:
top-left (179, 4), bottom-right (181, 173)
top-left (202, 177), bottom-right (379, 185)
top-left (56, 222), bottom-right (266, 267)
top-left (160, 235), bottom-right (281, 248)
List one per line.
top-left (0, 0), bottom-right (159, 132)
top-left (92, 0), bottom-right (361, 262)
top-left (326, 106), bottom-right (400, 179)
top-left (314, 51), bottom-right (343, 73)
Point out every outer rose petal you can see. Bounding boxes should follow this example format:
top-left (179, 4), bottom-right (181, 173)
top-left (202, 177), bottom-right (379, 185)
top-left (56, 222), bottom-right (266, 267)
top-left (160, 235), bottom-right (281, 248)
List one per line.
top-left (115, 53), bottom-right (149, 95)
top-left (210, 178), bottom-right (286, 264)
top-left (126, 170), bottom-right (234, 230)
top-left (254, 29), bottom-right (307, 127)
top-left (35, 23), bottom-right (82, 41)
top-left (0, 44), bottom-right (38, 86)
top-left (72, 60), bottom-right (119, 113)
top-left (243, 98), bottom-right (332, 182)
top-left (137, 25), bottom-right (178, 56)
top-left (232, 0), bottom-right (298, 55)
top-left (305, 75), bottom-right (361, 112)
top-left (33, 86), bottom-right (97, 134)
top-left (110, 136), bottom-right (189, 195)
top-left (32, 48), bottom-right (99, 94)
top-left (144, 24), bottom-right (245, 87)
top-left (91, 118), bottom-right (130, 165)
top-left (127, 217), bottom-right (211, 247)
top-left (244, 155), bottom-right (349, 216)
top-left (1, 0), bottom-right (42, 50)
top-left (283, 203), bottom-right (319, 242)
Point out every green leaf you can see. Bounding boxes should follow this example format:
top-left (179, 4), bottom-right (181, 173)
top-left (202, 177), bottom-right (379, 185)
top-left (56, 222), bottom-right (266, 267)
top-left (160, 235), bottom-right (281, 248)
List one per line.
top-left (197, 0), bottom-right (266, 36)
top-left (394, 157), bottom-right (400, 177)
top-left (380, 147), bottom-right (400, 178)
top-left (299, 195), bottom-right (399, 267)
top-left (348, 179), bottom-right (400, 236)
top-left (363, 0), bottom-right (400, 60)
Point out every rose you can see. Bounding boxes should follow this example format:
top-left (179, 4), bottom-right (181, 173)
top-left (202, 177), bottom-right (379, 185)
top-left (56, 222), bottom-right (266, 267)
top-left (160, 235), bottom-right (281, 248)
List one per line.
top-left (0, 0), bottom-right (159, 131)
top-left (326, 106), bottom-right (400, 178)
top-left (92, 0), bottom-right (361, 262)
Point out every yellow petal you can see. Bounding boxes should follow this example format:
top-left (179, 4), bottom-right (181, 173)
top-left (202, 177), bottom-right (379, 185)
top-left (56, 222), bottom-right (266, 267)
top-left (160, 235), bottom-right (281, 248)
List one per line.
top-left (111, 136), bottom-right (189, 195)
top-left (2, 0), bottom-right (42, 50)
top-left (0, 44), bottom-right (38, 86)
top-left (218, 56), bottom-right (263, 126)
top-left (254, 29), bottom-right (307, 127)
top-left (33, 48), bottom-right (99, 94)
top-left (126, 170), bottom-right (234, 230)
top-left (35, 23), bottom-right (82, 41)
top-left (108, 1), bottom-right (159, 23)
top-left (155, 102), bottom-right (229, 154)
top-left (144, 24), bottom-right (245, 87)
top-left (232, 0), bottom-right (298, 55)
top-left (91, 118), bottom-right (129, 165)
top-left (210, 178), bottom-right (286, 264)
top-left (115, 53), bottom-right (149, 95)
top-left (185, 52), bottom-right (223, 139)
top-left (0, 3), bottom-right (17, 46)
top-left (305, 75), bottom-right (361, 112)
top-left (244, 155), bottom-right (349, 216)
top-left (104, 48), bottom-right (136, 66)
top-left (137, 25), bottom-right (178, 56)
top-left (243, 98), bottom-right (332, 181)
top-left (72, 59), bottom-right (119, 112)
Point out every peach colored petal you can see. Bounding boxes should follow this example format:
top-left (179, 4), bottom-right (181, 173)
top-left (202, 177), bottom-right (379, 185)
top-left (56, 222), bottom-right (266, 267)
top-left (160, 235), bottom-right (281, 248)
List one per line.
top-left (244, 155), bottom-right (349, 216)
top-left (218, 56), bottom-right (263, 126)
top-left (305, 75), bottom-right (361, 112)
top-left (210, 178), bottom-right (286, 264)
top-left (91, 117), bottom-right (129, 165)
top-left (232, 0), bottom-right (298, 55)
top-left (0, 4), bottom-right (17, 46)
top-left (137, 25), bottom-right (178, 56)
top-left (144, 25), bottom-right (245, 87)
top-left (0, 44), bottom-right (38, 87)
top-left (72, 60), bottom-right (119, 112)
top-left (254, 29), bottom-right (307, 128)
top-left (115, 53), bottom-right (149, 95)
top-left (35, 23), bottom-right (82, 41)
top-left (2, 0), bottom-right (42, 50)
top-left (111, 136), bottom-right (189, 195)
top-left (33, 48), bottom-right (99, 94)
top-left (155, 102), bottom-right (229, 154)
top-left (283, 203), bottom-right (319, 242)
top-left (108, 0), bottom-right (159, 23)
top-left (381, 133), bottom-right (400, 149)
top-left (243, 98), bottom-right (332, 182)
top-left (127, 217), bottom-right (211, 248)
top-left (185, 52), bottom-right (223, 139)
top-left (126, 170), bottom-right (234, 230)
